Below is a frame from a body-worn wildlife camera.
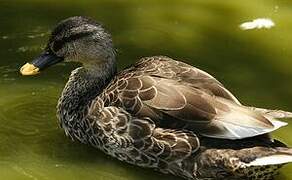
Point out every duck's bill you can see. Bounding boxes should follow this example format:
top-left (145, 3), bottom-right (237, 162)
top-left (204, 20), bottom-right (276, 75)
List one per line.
top-left (20, 51), bottom-right (63, 76)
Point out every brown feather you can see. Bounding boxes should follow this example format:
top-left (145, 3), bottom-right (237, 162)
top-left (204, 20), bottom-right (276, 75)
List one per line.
top-left (102, 56), bottom-right (284, 139)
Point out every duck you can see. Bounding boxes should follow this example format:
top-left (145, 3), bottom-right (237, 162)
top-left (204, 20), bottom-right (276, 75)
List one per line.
top-left (20, 16), bottom-right (292, 180)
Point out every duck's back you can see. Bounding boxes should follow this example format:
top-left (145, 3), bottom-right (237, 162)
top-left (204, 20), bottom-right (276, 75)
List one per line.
top-left (99, 56), bottom-right (287, 140)
top-left (82, 56), bottom-right (292, 180)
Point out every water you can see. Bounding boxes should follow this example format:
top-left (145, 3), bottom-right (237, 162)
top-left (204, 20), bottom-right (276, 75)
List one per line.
top-left (0, 0), bottom-right (292, 179)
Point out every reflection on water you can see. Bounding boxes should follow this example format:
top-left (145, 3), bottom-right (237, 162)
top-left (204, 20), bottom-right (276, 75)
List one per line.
top-left (1, 26), bottom-right (49, 39)
top-left (1, 26), bottom-right (49, 53)
top-left (0, 0), bottom-right (292, 179)
top-left (17, 45), bottom-right (46, 53)
top-left (239, 18), bottom-right (275, 30)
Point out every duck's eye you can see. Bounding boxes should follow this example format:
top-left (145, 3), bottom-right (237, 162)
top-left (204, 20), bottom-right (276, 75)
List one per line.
top-left (51, 40), bottom-right (63, 53)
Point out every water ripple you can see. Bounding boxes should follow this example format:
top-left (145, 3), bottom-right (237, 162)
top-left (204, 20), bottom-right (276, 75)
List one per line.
top-left (0, 93), bottom-right (57, 137)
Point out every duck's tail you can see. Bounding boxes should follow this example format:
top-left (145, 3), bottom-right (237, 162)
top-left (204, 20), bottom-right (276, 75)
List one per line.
top-left (249, 107), bottom-right (292, 119)
top-left (242, 147), bottom-right (292, 179)
top-left (197, 146), bottom-right (292, 179)
top-left (246, 147), bottom-right (292, 165)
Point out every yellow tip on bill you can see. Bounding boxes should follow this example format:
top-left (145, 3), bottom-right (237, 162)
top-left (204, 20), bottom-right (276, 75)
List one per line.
top-left (20, 63), bottom-right (40, 76)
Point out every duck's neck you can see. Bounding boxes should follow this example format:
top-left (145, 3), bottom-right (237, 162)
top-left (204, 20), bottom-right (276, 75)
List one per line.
top-left (57, 60), bottom-right (116, 138)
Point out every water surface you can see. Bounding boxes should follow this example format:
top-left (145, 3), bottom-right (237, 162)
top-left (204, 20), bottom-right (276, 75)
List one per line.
top-left (0, 0), bottom-right (292, 179)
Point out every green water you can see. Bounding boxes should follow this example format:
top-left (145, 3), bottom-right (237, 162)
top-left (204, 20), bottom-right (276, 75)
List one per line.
top-left (0, 0), bottom-right (292, 179)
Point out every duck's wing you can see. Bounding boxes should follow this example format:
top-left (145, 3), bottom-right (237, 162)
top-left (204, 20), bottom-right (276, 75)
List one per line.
top-left (130, 56), bottom-right (241, 105)
top-left (112, 56), bottom-right (287, 140)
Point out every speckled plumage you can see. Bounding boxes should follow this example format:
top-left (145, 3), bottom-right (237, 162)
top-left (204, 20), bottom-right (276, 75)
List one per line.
top-left (23, 16), bottom-right (292, 180)
top-left (56, 55), bottom-right (292, 180)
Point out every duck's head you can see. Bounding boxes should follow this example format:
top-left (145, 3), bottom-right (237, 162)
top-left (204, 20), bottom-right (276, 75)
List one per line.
top-left (20, 16), bottom-right (115, 75)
